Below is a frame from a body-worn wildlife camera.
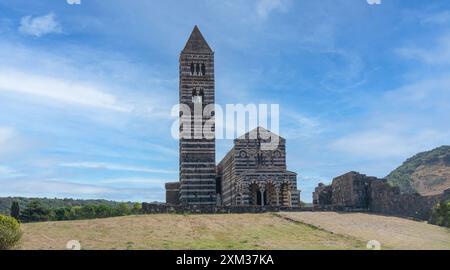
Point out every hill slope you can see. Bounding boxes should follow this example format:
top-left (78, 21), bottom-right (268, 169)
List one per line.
top-left (387, 146), bottom-right (450, 195)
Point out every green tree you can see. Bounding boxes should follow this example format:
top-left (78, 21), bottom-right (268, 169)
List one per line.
top-left (115, 203), bottom-right (131, 216)
top-left (0, 215), bottom-right (22, 250)
top-left (10, 201), bottom-right (20, 220)
top-left (95, 204), bottom-right (113, 218)
top-left (52, 207), bottom-right (71, 221)
top-left (132, 203), bottom-right (142, 214)
top-left (431, 201), bottom-right (450, 227)
top-left (20, 200), bottom-right (51, 223)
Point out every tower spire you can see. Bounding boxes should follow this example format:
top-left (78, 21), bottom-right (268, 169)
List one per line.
top-left (182, 26), bottom-right (213, 53)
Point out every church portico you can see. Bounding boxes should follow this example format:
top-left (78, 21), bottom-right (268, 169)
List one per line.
top-left (235, 171), bottom-right (299, 207)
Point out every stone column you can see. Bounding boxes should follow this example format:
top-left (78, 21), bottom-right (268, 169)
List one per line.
top-left (260, 189), bottom-right (265, 206)
top-left (275, 189), bottom-right (280, 206)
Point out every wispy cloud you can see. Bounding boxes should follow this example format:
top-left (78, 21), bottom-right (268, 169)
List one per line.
top-left (256, 0), bottom-right (289, 19)
top-left (0, 127), bottom-right (15, 145)
top-left (0, 127), bottom-right (28, 159)
top-left (420, 10), bottom-right (450, 25)
top-left (331, 129), bottom-right (447, 159)
top-left (0, 68), bottom-right (132, 112)
top-left (0, 165), bottom-right (24, 178)
top-left (19, 13), bottom-right (61, 37)
top-left (60, 162), bottom-right (177, 174)
top-left (0, 179), bottom-right (164, 202)
top-left (367, 0), bottom-right (381, 5)
top-left (67, 0), bottom-right (81, 5)
top-left (397, 34), bottom-right (450, 65)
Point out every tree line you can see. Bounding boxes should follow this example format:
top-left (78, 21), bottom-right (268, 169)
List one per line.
top-left (9, 200), bottom-right (142, 223)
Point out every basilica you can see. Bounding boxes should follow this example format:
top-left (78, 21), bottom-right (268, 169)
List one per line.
top-left (165, 26), bottom-right (300, 207)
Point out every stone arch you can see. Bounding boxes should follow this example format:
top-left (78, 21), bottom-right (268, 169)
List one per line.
top-left (248, 182), bottom-right (260, 206)
top-left (265, 181), bottom-right (279, 206)
top-left (280, 182), bottom-right (292, 207)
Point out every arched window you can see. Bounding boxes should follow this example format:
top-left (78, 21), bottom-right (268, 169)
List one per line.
top-left (201, 63), bottom-right (206, 76)
top-left (195, 63), bottom-right (200, 76)
top-left (190, 63), bottom-right (195, 76)
top-left (192, 88), bottom-right (203, 103)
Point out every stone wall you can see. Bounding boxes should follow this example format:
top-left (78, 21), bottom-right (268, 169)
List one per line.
top-left (142, 202), bottom-right (311, 214)
top-left (313, 183), bottom-right (332, 206)
top-left (370, 183), bottom-right (450, 220)
top-left (313, 171), bottom-right (450, 221)
top-left (165, 182), bottom-right (180, 205)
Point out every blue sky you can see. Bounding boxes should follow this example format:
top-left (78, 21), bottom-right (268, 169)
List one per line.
top-left (1, 0), bottom-right (450, 202)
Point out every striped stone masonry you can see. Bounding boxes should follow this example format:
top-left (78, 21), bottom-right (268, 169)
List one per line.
top-left (165, 27), bottom-right (301, 208)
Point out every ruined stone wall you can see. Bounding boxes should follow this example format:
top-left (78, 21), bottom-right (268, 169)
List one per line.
top-left (370, 184), bottom-right (450, 220)
top-left (312, 171), bottom-right (450, 221)
top-left (313, 184), bottom-right (332, 206)
top-left (142, 203), bottom-right (310, 214)
top-left (331, 172), bottom-right (374, 209)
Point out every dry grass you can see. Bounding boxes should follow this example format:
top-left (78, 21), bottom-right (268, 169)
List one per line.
top-left (19, 212), bottom-right (449, 250)
top-left (279, 212), bottom-right (450, 250)
top-left (18, 213), bottom-right (365, 250)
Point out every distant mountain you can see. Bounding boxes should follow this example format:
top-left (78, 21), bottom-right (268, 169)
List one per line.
top-left (0, 197), bottom-right (137, 215)
top-left (387, 146), bottom-right (450, 195)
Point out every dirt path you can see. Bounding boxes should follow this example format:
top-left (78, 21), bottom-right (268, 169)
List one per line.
top-left (279, 212), bottom-right (450, 250)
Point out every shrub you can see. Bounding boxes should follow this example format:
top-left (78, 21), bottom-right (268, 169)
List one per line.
top-left (431, 201), bottom-right (450, 227)
top-left (0, 215), bottom-right (22, 250)
top-left (10, 201), bottom-right (20, 220)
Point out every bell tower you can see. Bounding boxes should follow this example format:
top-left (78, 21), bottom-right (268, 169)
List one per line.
top-left (178, 26), bottom-right (216, 205)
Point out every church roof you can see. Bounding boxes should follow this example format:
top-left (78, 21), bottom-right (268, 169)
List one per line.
top-left (236, 126), bottom-right (285, 141)
top-left (182, 26), bottom-right (213, 53)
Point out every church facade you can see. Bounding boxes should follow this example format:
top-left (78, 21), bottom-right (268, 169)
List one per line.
top-left (165, 26), bottom-right (300, 207)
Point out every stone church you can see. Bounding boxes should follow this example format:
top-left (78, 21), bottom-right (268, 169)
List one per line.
top-left (165, 26), bottom-right (300, 207)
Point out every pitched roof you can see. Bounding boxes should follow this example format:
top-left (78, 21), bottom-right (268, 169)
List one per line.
top-left (182, 25), bottom-right (213, 53)
top-left (237, 126), bottom-right (285, 141)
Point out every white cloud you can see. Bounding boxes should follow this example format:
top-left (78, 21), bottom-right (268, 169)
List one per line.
top-left (331, 74), bottom-right (450, 160)
top-left (97, 177), bottom-right (170, 187)
top-left (0, 127), bottom-right (15, 145)
top-left (0, 127), bottom-right (28, 159)
top-left (256, 0), bottom-right (288, 19)
top-left (283, 111), bottom-right (323, 139)
top-left (0, 68), bottom-right (131, 112)
top-left (397, 35), bottom-right (450, 65)
top-left (331, 129), bottom-right (446, 159)
top-left (420, 11), bottom-right (450, 25)
top-left (19, 13), bottom-right (61, 37)
top-left (367, 0), bottom-right (381, 5)
top-left (0, 166), bottom-right (24, 178)
top-left (0, 178), bottom-right (165, 201)
top-left (67, 0), bottom-right (81, 5)
top-left (60, 162), bottom-right (177, 174)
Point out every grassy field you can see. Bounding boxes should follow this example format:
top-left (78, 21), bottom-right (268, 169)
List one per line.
top-left (279, 212), bottom-right (450, 250)
top-left (18, 213), bottom-right (365, 250)
top-left (17, 212), bottom-right (450, 250)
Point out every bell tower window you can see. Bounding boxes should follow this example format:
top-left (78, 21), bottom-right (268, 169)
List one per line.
top-left (192, 88), bottom-right (204, 103)
top-left (201, 63), bottom-right (206, 76)
top-left (195, 63), bottom-right (200, 76)
top-left (190, 63), bottom-right (195, 76)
